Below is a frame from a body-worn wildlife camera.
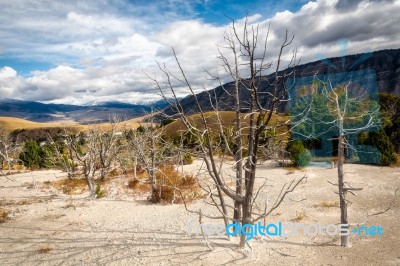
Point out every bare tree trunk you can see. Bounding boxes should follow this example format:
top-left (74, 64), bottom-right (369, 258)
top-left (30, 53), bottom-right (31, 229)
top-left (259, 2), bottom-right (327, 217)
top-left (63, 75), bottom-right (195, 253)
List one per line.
top-left (4, 148), bottom-right (11, 174)
top-left (216, 183), bottom-right (230, 230)
top-left (150, 136), bottom-right (157, 194)
top-left (69, 148), bottom-right (75, 177)
top-left (338, 134), bottom-right (349, 247)
top-left (0, 127), bottom-right (14, 175)
top-left (83, 162), bottom-right (96, 197)
top-left (134, 156), bottom-right (137, 178)
top-left (232, 41), bottom-right (243, 222)
top-left (233, 110), bottom-right (243, 222)
top-left (87, 177), bottom-right (95, 196)
top-left (240, 152), bottom-right (257, 248)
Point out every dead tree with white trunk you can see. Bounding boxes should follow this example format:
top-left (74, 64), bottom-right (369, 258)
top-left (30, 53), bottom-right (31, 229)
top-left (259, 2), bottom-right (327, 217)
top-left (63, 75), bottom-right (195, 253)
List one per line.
top-left (96, 116), bottom-right (125, 180)
top-left (0, 126), bottom-right (17, 175)
top-left (290, 76), bottom-right (381, 247)
top-left (61, 117), bottom-right (123, 196)
top-left (128, 120), bottom-right (165, 199)
top-left (149, 17), bottom-right (307, 248)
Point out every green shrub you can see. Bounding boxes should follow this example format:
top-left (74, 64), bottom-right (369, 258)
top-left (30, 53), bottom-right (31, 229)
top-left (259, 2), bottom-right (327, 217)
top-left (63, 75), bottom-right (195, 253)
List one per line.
top-left (358, 130), bottom-right (397, 165)
top-left (19, 140), bottom-right (53, 169)
top-left (95, 183), bottom-right (105, 198)
top-left (297, 149), bottom-right (312, 167)
top-left (287, 140), bottom-right (311, 167)
top-left (182, 153), bottom-right (193, 165)
top-left (19, 140), bottom-right (40, 168)
top-left (38, 145), bottom-right (53, 168)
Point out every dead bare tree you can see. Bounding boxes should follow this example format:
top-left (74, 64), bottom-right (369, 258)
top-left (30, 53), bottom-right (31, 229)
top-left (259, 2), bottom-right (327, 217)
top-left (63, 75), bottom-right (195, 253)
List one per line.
top-left (128, 118), bottom-right (164, 198)
top-left (64, 131), bottom-right (97, 196)
top-left (149, 17), bottom-right (306, 248)
top-left (290, 76), bottom-right (381, 247)
top-left (47, 131), bottom-right (77, 178)
top-left (58, 116), bottom-right (123, 196)
top-left (96, 115), bottom-right (125, 180)
top-left (0, 126), bottom-right (17, 174)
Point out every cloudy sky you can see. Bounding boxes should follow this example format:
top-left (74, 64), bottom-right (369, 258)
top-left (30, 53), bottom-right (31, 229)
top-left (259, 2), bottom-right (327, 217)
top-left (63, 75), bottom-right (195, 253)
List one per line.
top-left (0, 0), bottom-right (399, 105)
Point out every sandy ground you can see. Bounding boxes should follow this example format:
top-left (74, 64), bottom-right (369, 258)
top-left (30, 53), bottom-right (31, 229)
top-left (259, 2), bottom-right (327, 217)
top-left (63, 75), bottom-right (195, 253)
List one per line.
top-left (0, 161), bottom-right (399, 265)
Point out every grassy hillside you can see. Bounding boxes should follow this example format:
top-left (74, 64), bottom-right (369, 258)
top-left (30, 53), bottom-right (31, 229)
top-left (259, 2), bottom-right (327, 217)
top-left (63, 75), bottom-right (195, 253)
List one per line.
top-left (1, 112), bottom-right (290, 142)
top-left (164, 111), bottom-right (290, 138)
top-left (0, 116), bottom-right (76, 131)
top-left (0, 116), bottom-right (143, 142)
top-left (0, 116), bottom-right (143, 131)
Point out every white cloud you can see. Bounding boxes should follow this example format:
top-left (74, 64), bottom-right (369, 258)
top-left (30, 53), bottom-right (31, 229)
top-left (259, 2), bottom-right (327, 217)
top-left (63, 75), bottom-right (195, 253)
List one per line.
top-left (0, 67), bottom-right (25, 98)
top-left (0, 0), bottom-right (399, 104)
top-left (0, 67), bottom-right (17, 78)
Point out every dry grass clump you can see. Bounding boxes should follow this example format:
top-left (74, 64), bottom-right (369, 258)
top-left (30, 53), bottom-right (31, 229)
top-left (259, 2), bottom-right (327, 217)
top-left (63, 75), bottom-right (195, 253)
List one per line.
top-left (285, 166), bottom-right (301, 174)
top-left (127, 177), bottom-right (150, 192)
top-left (147, 165), bottom-right (200, 204)
top-left (124, 166), bottom-right (145, 177)
top-left (12, 164), bottom-right (27, 171)
top-left (125, 166), bottom-right (150, 191)
top-left (42, 213), bottom-right (64, 220)
top-left (126, 164), bottom-right (200, 204)
top-left (52, 178), bottom-right (87, 195)
top-left (314, 201), bottom-right (339, 208)
top-left (37, 246), bottom-right (53, 254)
top-left (127, 178), bottom-right (148, 188)
top-left (0, 208), bottom-right (9, 223)
top-left (107, 168), bottom-right (120, 178)
top-left (157, 165), bottom-right (195, 188)
top-left (128, 178), bottom-right (139, 189)
top-left (17, 199), bottom-right (29, 205)
top-left (393, 154), bottom-right (400, 167)
top-left (64, 202), bottom-right (76, 209)
top-left (148, 187), bottom-right (175, 204)
top-left (0, 199), bottom-right (15, 206)
top-left (1, 197), bottom-right (49, 206)
top-left (292, 210), bottom-right (306, 222)
top-left (63, 199), bottom-right (85, 209)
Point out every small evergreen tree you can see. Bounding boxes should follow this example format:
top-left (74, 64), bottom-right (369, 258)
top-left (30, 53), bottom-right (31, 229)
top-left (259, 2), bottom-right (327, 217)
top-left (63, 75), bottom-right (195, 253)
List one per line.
top-left (19, 141), bottom-right (40, 169)
top-left (19, 141), bottom-right (53, 169)
top-left (358, 130), bottom-right (397, 165)
top-left (286, 140), bottom-right (311, 167)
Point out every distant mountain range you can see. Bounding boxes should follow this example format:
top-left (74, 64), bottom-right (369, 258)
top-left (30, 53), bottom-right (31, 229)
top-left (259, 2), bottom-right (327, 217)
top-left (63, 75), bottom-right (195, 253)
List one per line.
top-left (1, 48), bottom-right (399, 123)
top-left (164, 48), bottom-right (400, 116)
top-left (0, 98), bottom-right (168, 123)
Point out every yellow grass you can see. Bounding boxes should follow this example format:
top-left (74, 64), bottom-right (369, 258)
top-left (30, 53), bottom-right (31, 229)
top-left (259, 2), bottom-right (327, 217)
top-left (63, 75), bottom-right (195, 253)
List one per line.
top-left (164, 111), bottom-right (289, 138)
top-left (292, 210), bottom-right (306, 222)
top-left (0, 116), bottom-right (75, 131)
top-left (314, 201), bottom-right (339, 208)
top-left (394, 154), bottom-right (400, 167)
top-left (36, 246), bottom-right (53, 254)
top-left (51, 178), bottom-right (88, 195)
top-left (0, 208), bottom-right (9, 223)
top-left (0, 116), bottom-right (142, 133)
